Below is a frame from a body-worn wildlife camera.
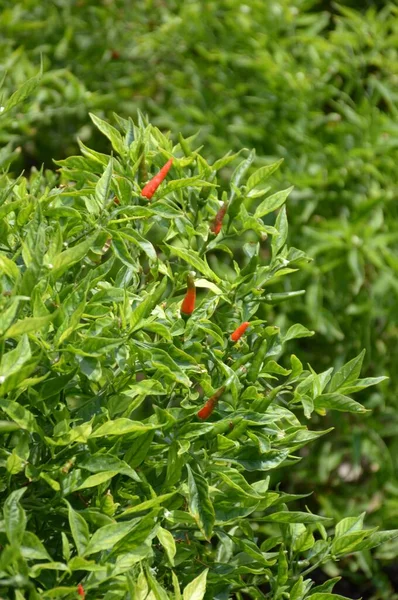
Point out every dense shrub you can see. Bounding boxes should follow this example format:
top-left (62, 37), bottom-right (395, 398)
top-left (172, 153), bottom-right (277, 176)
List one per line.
top-left (1, 1), bottom-right (398, 596)
top-left (1, 114), bottom-right (395, 599)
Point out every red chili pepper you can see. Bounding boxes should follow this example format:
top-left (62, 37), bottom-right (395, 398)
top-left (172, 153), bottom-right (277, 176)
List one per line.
top-left (231, 321), bottom-right (250, 342)
top-left (113, 196), bottom-right (120, 205)
top-left (211, 202), bottom-right (228, 235)
top-left (181, 274), bottom-right (196, 316)
top-left (77, 584), bottom-right (85, 598)
top-left (197, 386), bottom-right (226, 420)
top-left (141, 158), bottom-right (173, 199)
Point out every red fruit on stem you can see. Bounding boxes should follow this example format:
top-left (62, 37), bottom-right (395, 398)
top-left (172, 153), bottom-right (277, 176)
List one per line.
top-left (231, 321), bottom-right (250, 342)
top-left (211, 202), bottom-right (228, 235)
top-left (141, 158), bottom-right (173, 199)
top-left (181, 274), bottom-right (196, 315)
top-left (197, 386), bottom-right (226, 420)
top-left (77, 584), bottom-right (85, 598)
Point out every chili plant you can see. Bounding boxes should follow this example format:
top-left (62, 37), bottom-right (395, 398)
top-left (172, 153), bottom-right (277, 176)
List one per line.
top-left (0, 114), bottom-right (395, 599)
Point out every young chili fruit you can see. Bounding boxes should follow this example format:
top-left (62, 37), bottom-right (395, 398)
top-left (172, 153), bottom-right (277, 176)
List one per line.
top-left (181, 274), bottom-right (196, 316)
top-left (231, 321), bottom-right (250, 342)
top-left (247, 338), bottom-right (268, 383)
top-left (141, 158), bottom-right (173, 199)
top-left (197, 386), bottom-right (226, 420)
top-left (211, 202), bottom-right (228, 235)
top-left (77, 584), bottom-right (85, 598)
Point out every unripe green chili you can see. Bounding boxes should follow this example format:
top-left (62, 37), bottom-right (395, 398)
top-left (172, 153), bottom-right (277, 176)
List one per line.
top-left (226, 419), bottom-right (248, 440)
top-left (247, 339), bottom-right (268, 383)
top-left (231, 352), bottom-right (254, 371)
top-left (207, 416), bottom-right (243, 439)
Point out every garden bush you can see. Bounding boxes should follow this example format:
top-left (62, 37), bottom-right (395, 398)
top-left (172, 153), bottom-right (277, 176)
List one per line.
top-left (1, 1), bottom-right (398, 596)
top-left (0, 114), bottom-right (396, 599)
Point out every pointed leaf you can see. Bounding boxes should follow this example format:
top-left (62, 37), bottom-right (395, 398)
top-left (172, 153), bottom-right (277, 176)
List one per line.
top-left (187, 465), bottom-right (215, 540)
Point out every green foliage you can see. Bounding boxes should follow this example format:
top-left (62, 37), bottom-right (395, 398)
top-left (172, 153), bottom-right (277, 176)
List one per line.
top-left (1, 1), bottom-right (398, 596)
top-left (0, 115), bottom-right (393, 598)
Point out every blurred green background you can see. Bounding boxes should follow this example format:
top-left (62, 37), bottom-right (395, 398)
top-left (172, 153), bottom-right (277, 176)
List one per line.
top-left (1, 1), bottom-right (397, 597)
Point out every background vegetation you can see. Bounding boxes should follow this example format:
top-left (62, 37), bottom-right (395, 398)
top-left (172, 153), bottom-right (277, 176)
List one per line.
top-left (1, 0), bottom-right (397, 598)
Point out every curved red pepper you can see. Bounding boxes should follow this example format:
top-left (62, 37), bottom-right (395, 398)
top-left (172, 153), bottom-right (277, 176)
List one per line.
top-left (141, 158), bottom-right (173, 199)
top-left (231, 321), bottom-right (250, 342)
top-left (181, 274), bottom-right (196, 316)
top-left (211, 202), bottom-right (228, 235)
top-left (197, 386), bottom-right (226, 420)
top-left (141, 158), bottom-right (173, 200)
top-left (77, 584), bottom-right (85, 598)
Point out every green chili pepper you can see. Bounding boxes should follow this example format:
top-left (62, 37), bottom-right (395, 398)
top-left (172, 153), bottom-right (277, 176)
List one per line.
top-left (247, 338), bottom-right (268, 383)
top-left (231, 352), bottom-right (254, 371)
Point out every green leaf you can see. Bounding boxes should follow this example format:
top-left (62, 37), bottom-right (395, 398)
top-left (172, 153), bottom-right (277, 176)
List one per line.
top-left (21, 532), bottom-right (52, 560)
top-left (157, 526), bottom-right (176, 566)
top-left (3, 64), bottom-right (42, 113)
top-left (0, 298), bottom-right (20, 336)
top-left (183, 569), bottom-right (208, 600)
top-left (272, 205), bottom-right (288, 256)
top-left (41, 587), bottom-right (80, 598)
top-left (162, 176), bottom-right (213, 194)
top-left (290, 576), bottom-right (305, 600)
top-left (95, 158), bottom-right (113, 207)
top-left (329, 350), bottom-right (366, 392)
top-left (217, 468), bottom-right (264, 499)
top-left (255, 186), bottom-right (293, 218)
top-left (146, 567), bottom-right (171, 600)
top-left (90, 418), bottom-right (159, 438)
top-left (246, 159), bottom-right (284, 192)
top-left (0, 334), bottom-right (31, 378)
top-left (354, 530), bottom-right (398, 552)
top-left (83, 518), bottom-right (141, 556)
top-left (222, 448), bottom-right (289, 472)
top-left (5, 313), bottom-right (55, 338)
top-left (172, 571), bottom-right (182, 600)
top-left (79, 454), bottom-right (140, 482)
top-left (89, 113), bottom-right (125, 154)
top-left (130, 277), bottom-right (167, 331)
top-left (332, 530), bottom-right (373, 556)
top-left (0, 400), bottom-right (41, 434)
top-left (307, 594), bottom-right (354, 600)
top-left (67, 501), bottom-right (90, 556)
top-left (335, 513), bottom-right (365, 538)
top-left (284, 323), bottom-right (315, 342)
top-left (340, 376), bottom-right (388, 395)
top-left (277, 546), bottom-right (288, 585)
top-left (118, 492), bottom-right (175, 517)
top-left (315, 393), bottom-right (368, 414)
top-left (52, 232), bottom-right (99, 278)
top-left (230, 150), bottom-right (255, 204)
top-left (3, 488), bottom-right (27, 545)
top-left (186, 465), bottom-right (215, 540)
top-left (260, 511), bottom-right (332, 524)
top-left (310, 579), bottom-right (342, 595)
top-left (166, 245), bottom-right (221, 283)
top-left (118, 228), bottom-right (157, 262)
